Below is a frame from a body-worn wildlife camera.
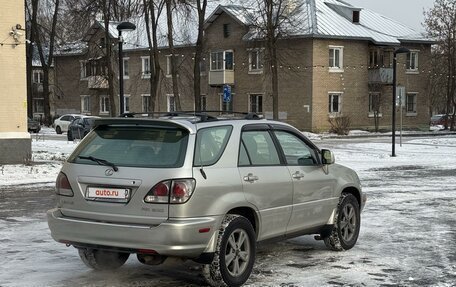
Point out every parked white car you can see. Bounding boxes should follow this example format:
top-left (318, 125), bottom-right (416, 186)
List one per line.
top-left (53, 114), bottom-right (84, 134)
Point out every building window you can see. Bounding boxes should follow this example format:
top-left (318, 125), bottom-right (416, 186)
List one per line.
top-left (123, 95), bottom-right (130, 113)
top-left (407, 51), bottom-right (419, 72)
top-left (211, 51), bottom-right (223, 71)
top-left (80, 61), bottom-right (88, 79)
top-left (100, 96), bottom-right (110, 114)
top-left (166, 55), bottom-right (180, 77)
top-left (142, 94), bottom-right (151, 113)
top-left (199, 60), bottom-right (206, 74)
top-left (123, 58), bottom-right (129, 79)
top-left (368, 93), bottom-right (382, 117)
top-left (223, 23), bottom-right (230, 38)
top-left (328, 93), bottom-right (342, 114)
top-left (167, 94), bottom-right (176, 112)
top-left (406, 93), bottom-right (417, 115)
top-left (33, 70), bottom-right (43, 83)
top-left (33, 98), bottom-right (44, 113)
top-left (329, 46), bottom-right (344, 71)
top-left (201, 95), bottom-right (207, 111)
top-left (220, 94), bottom-right (233, 114)
top-left (369, 50), bottom-right (379, 67)
top-left (249, 49), bottom-right (263, 73)
top-left (81, 95), bottom-right (91, 113)
top-left (210, 50), bottom-right (234, 71)
top-left (249, 94), bottom-right (263, 113)
top-left (141, 56), bottom-right (150, 78)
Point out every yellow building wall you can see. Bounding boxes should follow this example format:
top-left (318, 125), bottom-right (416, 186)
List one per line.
top-left (0, 0), bottom-right (31, 163)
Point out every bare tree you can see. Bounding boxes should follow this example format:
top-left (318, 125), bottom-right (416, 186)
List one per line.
top-left (143, 0), bottom-right (165, 112)
top-left (425, 0), bottom-right (456, 130)
top-left (427, 47), bottom-right (449, 115)
top-left (26, 0), bottom-right (60, 125)
top-left (193, 0), bottom-right (207, 111)
top-left (61, 0), bottom-right (142, 116)
top-left (165, 0), bottom-right (181, 110)
top-left (247, 0), bottom-right (304, 120)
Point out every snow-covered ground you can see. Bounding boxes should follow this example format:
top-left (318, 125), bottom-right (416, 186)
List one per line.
top-left (1, 135), bottom-right (456, 286)
top-left (0, 139), bottom-right (77, 186)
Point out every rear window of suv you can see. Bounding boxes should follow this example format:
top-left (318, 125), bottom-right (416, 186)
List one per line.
top-left (69, 125), bottom-right (189, 168)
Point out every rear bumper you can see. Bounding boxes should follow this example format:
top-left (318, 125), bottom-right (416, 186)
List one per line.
top-left (47, 208), bottom-right (222, 258)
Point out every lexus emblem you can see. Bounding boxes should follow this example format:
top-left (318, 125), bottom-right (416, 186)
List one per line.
top-left (105, 169), bottom-right (114, 176)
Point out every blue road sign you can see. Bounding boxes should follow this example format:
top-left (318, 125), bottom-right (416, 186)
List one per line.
top-left (223, 85), bottom-right (231, 103)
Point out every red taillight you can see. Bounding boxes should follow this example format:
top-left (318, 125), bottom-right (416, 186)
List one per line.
top-left (154, 182), bottom-right (169, 196)
top-left (144, 179), bottom-right (195, 204)
top-left (170, 179), bottom-right (195, 204)
top-left (172, 182), bottom-right (186, 198)
top-left (144, 181), bottom-right (170, 203)
top-left (56, 172), bottom-right (74, 197)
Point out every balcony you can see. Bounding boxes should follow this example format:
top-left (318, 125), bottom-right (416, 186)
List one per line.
top-left (368, 67), bottom-right (393, 85)
top-left (88, 75), bottom-right (108, 89)
top-left (209, 70), bottom-right (234, 86)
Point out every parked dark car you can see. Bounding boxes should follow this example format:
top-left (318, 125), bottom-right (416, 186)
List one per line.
top-left (67, 116), bottom-right (98, 141)
top-left (430, 114), bottom-right (454, 129)
top-left (28, 117), bottom-right (41, 133)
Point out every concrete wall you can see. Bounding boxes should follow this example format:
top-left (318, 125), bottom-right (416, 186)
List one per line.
top-left (0, 0), bottom-right (31, 164)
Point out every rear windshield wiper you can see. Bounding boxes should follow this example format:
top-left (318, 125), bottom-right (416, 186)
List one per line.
top-left (78, 156), bottom-right (119, 171)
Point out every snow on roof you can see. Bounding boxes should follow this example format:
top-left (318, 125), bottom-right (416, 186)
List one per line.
top-left (238, 0), bottom-right (431, 45)
top-left (57, 0), bottom-right (432, 56)
top-left (54, 42), bottom-right (87, 56)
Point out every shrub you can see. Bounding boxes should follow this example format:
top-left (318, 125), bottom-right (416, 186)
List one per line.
top-left (328, 116), bottom-right (351, 135)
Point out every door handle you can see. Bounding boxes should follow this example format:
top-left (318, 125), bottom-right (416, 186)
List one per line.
top-left (292, 171), bottom-right (305, 180)
top-left (243, 173), bottom-right (259, 183)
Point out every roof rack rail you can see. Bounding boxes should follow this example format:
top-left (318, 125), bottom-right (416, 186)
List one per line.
top-left (118, 111), bottom-right (262, 122)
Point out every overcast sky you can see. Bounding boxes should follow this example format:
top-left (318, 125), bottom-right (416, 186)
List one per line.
top-left (344, 0), bottom-right (436, 32)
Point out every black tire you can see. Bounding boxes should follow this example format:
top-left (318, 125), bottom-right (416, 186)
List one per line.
top-left (67, 131), bottom-right (73, 141)
top-left (324, 193), bottom-right (360, 251)
top-left (78, 248), bottom-right (130, 270)
top-left (56, 126), bottom-right (62, 134)
top-left (203, 215), bottom-right (256, 287)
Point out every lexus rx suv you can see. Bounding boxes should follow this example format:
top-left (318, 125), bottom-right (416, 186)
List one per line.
top-left (47, 113), bottom-right (366, 286)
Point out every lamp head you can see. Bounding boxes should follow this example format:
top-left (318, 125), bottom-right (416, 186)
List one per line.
top-left (117, 22), bottom-right (136, 32)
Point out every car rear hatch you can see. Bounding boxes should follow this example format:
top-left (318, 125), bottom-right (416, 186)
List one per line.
top-left (59, 119), bottom-right (193, 226)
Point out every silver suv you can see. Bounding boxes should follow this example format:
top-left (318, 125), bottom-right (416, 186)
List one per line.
top-left (47, 114), bottom-right (366, 286)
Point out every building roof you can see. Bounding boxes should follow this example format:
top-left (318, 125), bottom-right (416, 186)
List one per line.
top-left (220, 0), bottom-right (432, 45)
top-left (56, 0), bottom-right (433, 57)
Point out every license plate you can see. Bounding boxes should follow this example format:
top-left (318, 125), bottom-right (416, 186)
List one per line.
top-left (87, 187), bottom-right (130, 202)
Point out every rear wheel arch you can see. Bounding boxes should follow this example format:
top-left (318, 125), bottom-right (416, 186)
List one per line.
top-left (227, 206), bottom-right (258, 237)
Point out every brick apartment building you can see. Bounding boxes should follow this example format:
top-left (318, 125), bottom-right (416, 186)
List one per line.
top-left (52, 0), bottom-right (433, 132)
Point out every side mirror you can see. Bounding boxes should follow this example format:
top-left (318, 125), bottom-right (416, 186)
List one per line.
top-left (321, 149), bottom-right (335, 165)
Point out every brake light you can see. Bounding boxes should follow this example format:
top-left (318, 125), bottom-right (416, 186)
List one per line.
top-left (56, 172), bottom-right (74, 197)
top-left (144, 181), bottom-right (170, 203)
top-left (144, 179), bottom-right (195, 204)
top-left (170, 179), bottom-right (195, 203)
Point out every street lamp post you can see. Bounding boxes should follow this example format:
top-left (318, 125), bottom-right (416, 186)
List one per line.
top-left (392, 47), bottom-right (410, 157)
top-left (117, 21), bottom-right (136, 115)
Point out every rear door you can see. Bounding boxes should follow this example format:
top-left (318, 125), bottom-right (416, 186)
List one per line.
top-left (238, 125), bottom-right (293, 240)
top-left (61, 122), bottom-right (191, 225)
top-left (272, 129), bottom-right (337, 233)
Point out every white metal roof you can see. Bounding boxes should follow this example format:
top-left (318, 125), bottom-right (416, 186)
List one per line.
top-left (56, 0), bottom-right (432, 56)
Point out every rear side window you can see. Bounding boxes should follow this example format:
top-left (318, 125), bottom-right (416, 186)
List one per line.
top-left (240, 131), bottom-right (280, 166)
top-left (194, 125), bottom-right (232, 166)
top-left (69, 126), bottom-right (189, 168)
